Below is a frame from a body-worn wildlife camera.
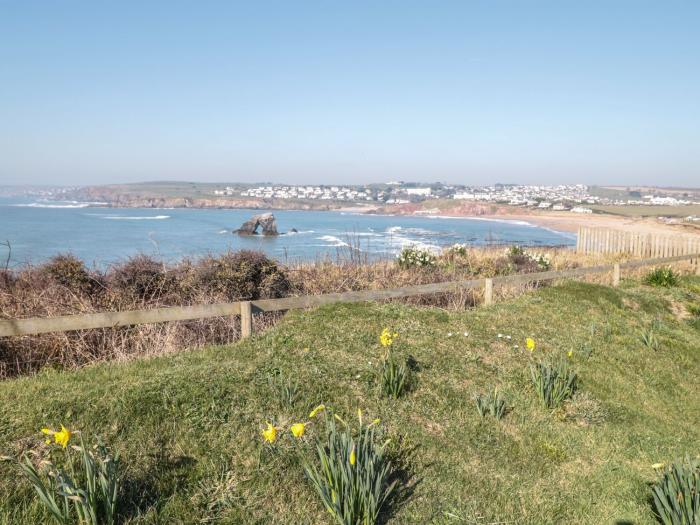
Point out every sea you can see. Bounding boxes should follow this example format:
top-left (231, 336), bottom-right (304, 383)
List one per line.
top-left (0, 197), bottom-right (576, 268)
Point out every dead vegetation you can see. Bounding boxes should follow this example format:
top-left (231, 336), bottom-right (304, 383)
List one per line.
top-left (0, 246), bottom-right (644, 378)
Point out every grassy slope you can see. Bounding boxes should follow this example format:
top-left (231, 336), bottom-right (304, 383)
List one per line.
top-left (589, 203), bottom-right (700, 218)
top-left (1, 279), bottom-right (699, 524)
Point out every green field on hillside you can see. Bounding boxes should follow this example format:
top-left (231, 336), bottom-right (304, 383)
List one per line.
top-left (1, 278), bottom-right (699, 524)
top-left (590, 203), bottom-right (700, 218)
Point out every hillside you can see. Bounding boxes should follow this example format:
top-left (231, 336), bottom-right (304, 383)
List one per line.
top-left (1, 278), bottom-right (699, 523)
top-left (58, 182), bottom-right (359, 211)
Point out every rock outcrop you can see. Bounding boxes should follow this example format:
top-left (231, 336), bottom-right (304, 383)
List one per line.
top-left (234, 213), bottom-right (279, 236)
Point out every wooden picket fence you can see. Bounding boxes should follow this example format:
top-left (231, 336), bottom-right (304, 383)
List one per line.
top-left (1, 253), bottom-right (699, 340)
top-left (576, 227), bottom-right (700, 257)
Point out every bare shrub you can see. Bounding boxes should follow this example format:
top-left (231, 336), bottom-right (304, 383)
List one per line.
top-left (194, 250), bottom-right (290, 301)
top-left (108, 255), bottom-right (172, 301)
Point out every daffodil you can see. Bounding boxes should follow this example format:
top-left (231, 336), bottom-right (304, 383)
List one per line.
top-left (262, 422), bottom-right (278, 444)
top-left (309, 404), bottom-right (325, 418)
top-left (41, 425), bottom-right (72, 448)
top-left (349, 445), bottom-right (356, 466)
top-left (651, 462), bottom-right (665, 470)
top-left (379, 328), bottom-right (396, 348)
top-left (54, 425), bottom-right (72, 448)
top-left (368, 418), bottom-right (381, 428)
top-left (526, 338), bottom-right (536, 352)
top-left (567, 350), bottom-right (573, 359)
top-left (290, 423), bottom-right (305, 438)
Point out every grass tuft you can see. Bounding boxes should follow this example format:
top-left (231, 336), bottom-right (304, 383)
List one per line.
top-left (651, 457), bottom-right (700, 525)
top-left (530, 359), bottom-right (578, 409)
top-left (644, 267), bottom-right (679, 287)
top-left (474, 388), bottom-right (507, 420)
top-left (381, 357), bottom-right (410, 399)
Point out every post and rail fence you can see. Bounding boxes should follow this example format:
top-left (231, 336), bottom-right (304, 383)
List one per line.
top-left (1, 252), bottom-right (699, 340)
top-left (576, 226), bottom-right (700, 257)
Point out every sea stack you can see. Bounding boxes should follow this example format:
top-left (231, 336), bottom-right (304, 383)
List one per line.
top-left (234, 213), bottom-right (279, 236)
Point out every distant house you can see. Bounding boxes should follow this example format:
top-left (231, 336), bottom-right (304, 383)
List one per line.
top-left (405, 187), bottom-right (432, 196)
top-left (571, 206), bottom-right (593, 214)
top-left (453, 192), bottom-right (475, 200)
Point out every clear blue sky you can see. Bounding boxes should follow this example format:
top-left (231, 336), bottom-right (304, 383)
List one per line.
top-left (1, 1), bottom-right (699, 187)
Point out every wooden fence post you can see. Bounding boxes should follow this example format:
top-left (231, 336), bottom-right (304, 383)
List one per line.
top-left (484, 278), bottom-right (493, 306)
top-left (613, 263), bottom-right (620, 287)
top-left (240, 301), bottom-right (252, 338)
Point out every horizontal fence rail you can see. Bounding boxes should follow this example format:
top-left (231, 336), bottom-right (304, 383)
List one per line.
top-left (1, 253), bottom-right (699, 338)
top-left (0, 302), bottom-right (241, 338)
top-left (577, 227), bottom-right (700, 257)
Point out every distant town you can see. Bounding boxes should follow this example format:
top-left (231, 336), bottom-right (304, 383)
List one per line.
top-left (218, 182), bottom-right (700, 213)
top-left (3, 181), bottom-right (700, 224)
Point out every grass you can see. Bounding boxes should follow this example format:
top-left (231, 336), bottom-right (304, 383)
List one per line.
top-left (1, 277), bottom-right (699, 523)
top-left (589, 203), bottom-right (700, 218)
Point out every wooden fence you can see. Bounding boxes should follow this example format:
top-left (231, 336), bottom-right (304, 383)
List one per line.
top-left (1, 253), bottom-right (699, 339)
top-left (576, 227), bottom-right (700, 257)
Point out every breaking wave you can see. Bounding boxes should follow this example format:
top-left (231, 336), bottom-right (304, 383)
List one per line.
top-left (101, 215), bottom-right (171, 220)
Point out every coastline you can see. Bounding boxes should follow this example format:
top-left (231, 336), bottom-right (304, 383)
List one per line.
top-left (368, 203), bottom-right (700, 238)
top-left (35, 193), bottom-right (700, 239)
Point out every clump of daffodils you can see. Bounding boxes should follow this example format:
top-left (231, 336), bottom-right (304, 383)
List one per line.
top-left (261, 404), bottom-right (326, 444)
top-left (524, 251), bottom-right (551, 270)
top-left (303, 407), bottom-right (394, 525)
top-left (3, 425), bottom-right (121, 524)
top-left (378, 328), bottom-right (409, 398)
top-left (444, 243), bottom-right (468, 257)
top-left (505, 245), bottom-right (551, 270)
top-left (396, 246), bottom-right (436, 269)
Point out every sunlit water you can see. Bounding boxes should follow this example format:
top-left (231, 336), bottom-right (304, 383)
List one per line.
top-left (0, 197), bottom-right (575, 268)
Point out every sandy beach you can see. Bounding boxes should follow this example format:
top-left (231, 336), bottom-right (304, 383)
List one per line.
top-left (504, 212), bottom-right (697, 236)
top-left (370, 201), bottom-right (700, 238)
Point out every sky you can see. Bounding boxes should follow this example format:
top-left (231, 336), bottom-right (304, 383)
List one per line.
top-left (1, 1), bottom-right (699, 187)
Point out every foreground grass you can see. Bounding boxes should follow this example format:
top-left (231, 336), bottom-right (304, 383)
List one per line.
top-left (1, 278), bottom-right (699, 524)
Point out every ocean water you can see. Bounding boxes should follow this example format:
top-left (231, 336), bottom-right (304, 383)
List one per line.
top-left (0, 197), bottom-right (575, 267)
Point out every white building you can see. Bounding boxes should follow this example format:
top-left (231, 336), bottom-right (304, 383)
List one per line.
top-left (453, 192), bottom-right (475, 200)
top-left (405, 188), bottom-right (432, 196)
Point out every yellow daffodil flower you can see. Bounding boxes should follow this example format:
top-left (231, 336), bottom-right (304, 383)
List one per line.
top-left (262, 422), bottom-right (278, 444)
top-left (54, 425), bottom-right (71, 448)
top-left (41, 425), bottom-right (72, 448)
top-left (290, 423), bottom-right (305, 438)
top-left (379, 328), bottom-right (397, 348)
top-left (368, 418), bottom-right (381, 428)
top-left (526, 338), bottom-right (536, 352)
top-left (651, 462), bottom-right (665, 470)
top-left (349, 445), bottom-right (356, 466)
top-left (309, 404), bottom-right (325, 418)
top-left (567, 350), bottom-right (573, 358)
